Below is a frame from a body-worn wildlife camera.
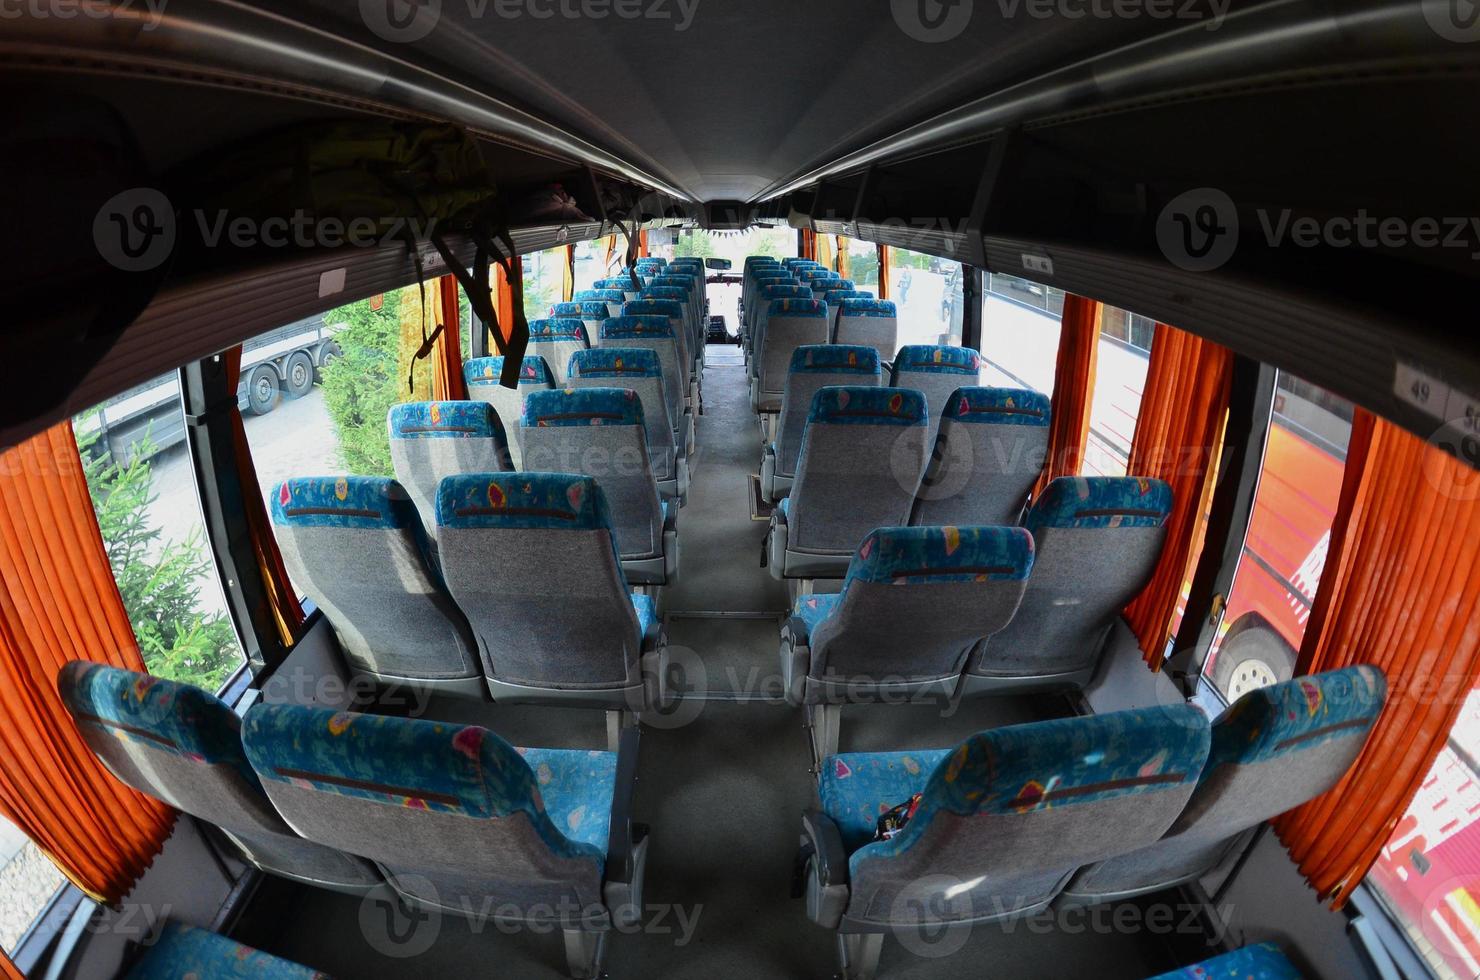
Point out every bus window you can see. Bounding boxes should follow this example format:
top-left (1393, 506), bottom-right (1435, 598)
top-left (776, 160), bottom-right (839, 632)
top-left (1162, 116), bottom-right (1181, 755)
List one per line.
top-left (845, 238), bottom-right (880, 291)
top-left (1370, 691), bottom-right (1480, 980)
top-left (74, 377), bottom-right (247, 693)
top-left (979, 272), bottom-right (1064, 395)
top-left (520, 246), bottom-right (566, 321)
top-left (885, 247), bottom-right (962, 350)
top-left (1201, 372), bottom-right (1354, 701)
top-left (571, 239), bottom-right (608, 294)
top-left (0, 814), bottom-right (65, 956)
top-left (1084, 305), bottom-right (1154, 478)
top-left (677, 227), bottom-right (793, 331)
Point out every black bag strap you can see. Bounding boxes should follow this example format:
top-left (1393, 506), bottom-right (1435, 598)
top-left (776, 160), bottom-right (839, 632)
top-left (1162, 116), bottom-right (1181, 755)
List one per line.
top-left (432, 215), bottom-right (528, 390)
top-left (405, 239), bottom-right (446, 394)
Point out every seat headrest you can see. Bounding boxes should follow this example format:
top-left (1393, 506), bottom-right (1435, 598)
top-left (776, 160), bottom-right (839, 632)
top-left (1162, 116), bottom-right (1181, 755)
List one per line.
top-left (812, 280), bottom-right (856, 296)
top-left (574, 289), bottom-right (627, 304)
top-left (641, 287), bottom-right (689, 303)
top-left (58, 661), bottom-right (258, 787)
top-left (636, 257), bottom-right (667, 267)
top-left (789, 344), bottom-right (882, 374)
top-left (528, 318), bottom-right (590, 342)
top-left (784, 258), bottom-right (822, 269)
top-left (464, 356), bottom-right (555, 388)
top-left (893, 345), bottom-right (982, 375)
top-left (601, 315), bottom-right (675, 340)
top-left (668, 258), bottom-right (703, 269)
top-left (798, 270), bottom-right (842, 283)
top-left (522, 387), bottom-right (645, 428)
top-left (1204, 666), bottom-right (1386, 778)
top-left (846, 525), bottom-right (1035, 585)
top-left (823, 289), bottom-right (874, 305)
top-left (569, 347), bottom-right (663, 379)
top-left (271, 476), bottom-right (419, 530)
top-left (622, 299), bottom-right (684, 319)
top-left (1028, 477), bottom-right (1174, 532)
top-left (651, 272), bottom-right (697, 285)
top-left (766, 298), bottom-right (827, 318)
top-left (808, 386), bottom-right (927, 425)
top-left (594, 278), bottom-right (636, 291)
top-left (551, 302), bottom-right (610, 320)
top-left (755, 276), bottom-right (801, 288)
top-left (761, 286), bottom-right (814, 303)
top-left (240, 705), bottom-right (599, 859)
top-left (388, 401), bottom-right (505, 441)
top-left (838, 298), bottom-right (897, 318)
top-left (943, 387), bottom-right (1051, 427)
top-left (437, 473), bottom-right (613, 531)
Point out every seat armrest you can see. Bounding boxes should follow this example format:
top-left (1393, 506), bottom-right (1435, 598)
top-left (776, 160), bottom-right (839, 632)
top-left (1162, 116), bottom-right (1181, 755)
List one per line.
top-left (662, 500), bottom-right (678, 534)
top-left (767, 512), bottom-right (788, 581)
top-left (640, 642), bottom-right (668, 711)
top-left (801, 809), bottom-right (850, 929)
top-left (603, 725), bottom-right (648, 927)
top-left (780, 620), bottom-right (811, 708)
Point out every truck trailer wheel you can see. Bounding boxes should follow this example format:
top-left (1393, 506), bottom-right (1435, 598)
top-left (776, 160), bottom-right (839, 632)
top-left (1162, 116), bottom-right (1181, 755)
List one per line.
top-left (284, 352), bottom-right (315, 398)
top-left (246, 365), bottom-right (280, 416)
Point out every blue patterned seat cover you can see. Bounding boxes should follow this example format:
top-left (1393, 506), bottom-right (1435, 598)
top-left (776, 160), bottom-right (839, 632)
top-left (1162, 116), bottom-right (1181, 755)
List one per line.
top-left (825, 706), bottom-right (1211, 867)
top-left (1027, 476), bottom-right (1174, 532)
top-left (761, 288), bottom-right (815, 305)
top-left (790, 526), bottom-right (1034, 643)
top-left (1146, 943), bottom-right (1303, 980)
top-left (124, 921), bottom-right (330, 980)
top-left (622, 299), bottom-right (684, 321)
top-left (1204, 666), bottom-right (1386, 778)
top-left (388, 401), bottom-right (507, 441)
top-left (522, 387), bottom-right (645, 428)
top-left (822, 289), bottom-right (873, 307)
top-left (551, 302), bottom-right (610, 320)
top-left (891, 345), bottom-right (982, 376)
top-left (767, 298), bottom-right (828, 318)
top-left (569, 348), bottom-right (663, 380)
top-left (241, 705), bottom-right (616, 864)
top-left (271, 476), bottom-right (418, 530)
top-left (807, 386), bottom-right (927, 426)
top-left (436, 473), bottom-right (613, 532)
top-left (464, 356), bottom-right (555, 388)
top-left (601, 315), bottom-right (675, 340)
top-left (943, 387), bottom-right (1051, 427)
top-left (594, 277), bottom-right (638, 292)
top-left (573, 289), bottom-right (627, 305)
top-left (58, 662), bottom-right (261, 790)
top-left (642, 287), bottom-right (690, 305)
top-left (528, 318), bottom-right (590, 343)
top-left (784, 258), bottom-right (822, 270)
top-left (838, 298), bottom-right (898, 319)
top-left (790, 345), bottom-right (882, 375)
top-left (636, 256), bottom-right (667, 267)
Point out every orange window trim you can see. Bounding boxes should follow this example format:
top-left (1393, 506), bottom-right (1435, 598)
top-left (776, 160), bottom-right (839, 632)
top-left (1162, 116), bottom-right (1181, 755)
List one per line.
top-left (562, 244), bottom-right (576, 304)
top-left (432, 274), bottom-right (468, 402)
top-left (493, 256), bottom-right (522, 350)
top-left (1032, 294), bottom-right (1101, 497)
top-left (0, 423), bottom-right (177, 904)
top-left (877, 245), bottom-right (891, 300)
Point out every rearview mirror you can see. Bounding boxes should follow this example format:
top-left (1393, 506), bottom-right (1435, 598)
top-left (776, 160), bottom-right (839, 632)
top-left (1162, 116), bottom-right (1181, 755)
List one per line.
top-left (705, 258), bottom-right (733, 270)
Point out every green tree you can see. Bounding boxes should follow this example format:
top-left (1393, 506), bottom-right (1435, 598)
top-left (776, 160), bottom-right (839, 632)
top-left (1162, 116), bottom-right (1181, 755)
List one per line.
top-left (674, 229), bottom-right (717, 259)
top-left (76, 422), bottom-right (242, 691)
top-left (320, 294), bottom-right (402, 476)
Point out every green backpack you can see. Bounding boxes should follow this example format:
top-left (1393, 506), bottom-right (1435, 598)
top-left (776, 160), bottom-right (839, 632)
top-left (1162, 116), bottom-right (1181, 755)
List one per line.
top-left (177, 120), bottom-right (528, 388)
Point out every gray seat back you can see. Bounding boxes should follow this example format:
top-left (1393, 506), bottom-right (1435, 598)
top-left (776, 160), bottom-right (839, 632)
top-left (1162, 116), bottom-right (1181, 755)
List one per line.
top-left (911, 387), bottom-right (1051, 527)
top-left (574, 289), bottom-right (629, 319)
top-left (756, 300), bottom-right (831, 409)
top-left (840, 706), bottom-right (1211, 926)
top-left (520, 388), bottom-right (664, 560)
top-left (835, 298), bottom-right (899, 364)
top-left (464, 356), bottom-right (556, 470)
top-left (57, 662), bottom-right (380, 890)
top-left (970, 476), bottom-right (1173, 682)
top-left (600, 316), bottom-right (684, 429)
top-left (388, 401), bottom-right (513, 543)
top-left (271, 477), bottom-right (479, 683)
top-left (567, 347), bottom-right (676, 483)
top-left (751, 286), bottom-right (815, 377)
top-left (775, 345), bottom-right (882, 480)
top-left (621, 300), bottom-right (690, 396)
top-left (789, 386), bottom-right (928, 555)
top-left (527, 317), bottom-right (591, 386)
top-left (890, 345), bottom-right (984, 446)
top-left (1066, 667), bottom-right (1386, 902)
top-left (436, 473), bottom-right (644, 691)
top-left (242, 704), bottom-right (609, 918)
top-left (805, 526), bottom-right (1034, 697)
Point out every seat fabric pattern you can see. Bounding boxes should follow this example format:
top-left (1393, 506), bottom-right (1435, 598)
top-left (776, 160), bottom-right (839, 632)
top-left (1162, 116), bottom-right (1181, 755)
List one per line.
top-left (553, 302), bottom-right (614, 321)
top-left (526, 318), bottom-right (591, 386)
top-left (567, 348), bottom-right (676, 482)
top-left (271, 477), bottom-right (478, 681)
top-left (1065, 667), bottom-right (1385, 902)
top-left (123, 922), bottom-right (330, 980)
top-left (388, 401), bottom-right (512, 541)
top-left (600, 316), bottom-right (685, 426)
top-left (891, 345), bottom-right (984, 445)
top-left (574, 289), bottom-right (629, 316)
top-left (818, 749), bottom-right (953, 852)
top-left (523, 387), bottom-right (645, 428)
top-left (774, 345), bottom-right (883, 480)
top-left (464, 356), bottom-right (557, 469)
top-left (834, 299), bottom-right (899, 363)
top-left (1146, 943), bottom-right (1303, 980)
top-left (839, 706), bottom-right (1211, 925)
top-left (1026, 475), bottom-right (1175, 531)
top-left (911, 387), bottom-right (1051, 527)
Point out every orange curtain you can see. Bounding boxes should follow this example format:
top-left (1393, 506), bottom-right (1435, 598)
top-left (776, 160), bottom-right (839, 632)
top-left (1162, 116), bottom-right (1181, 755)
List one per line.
top-left (224, 348), bottom-right (307, 648)
top-left (0, 423), bottom-right (177, 903)
top-left (432, 275), bottom-right (468, 402)
top-left (835, 236), bottom-right (850, 278)
top-left (1274, 412), bottom-right (1480, 906)
top-left (815, 234), bottom-right (835, 274)
top-left (2, 952), bottom-right (20, 979)
top-left (877, 245), bottom-right (891, 300)
top-left (493, 257), bottom-right (522, 353)
top-left (637, 230), bottom-right (649, 259)
top-left (1123, 324), bottom-right (1234, 668)
top-left (562, 244), bottom-right (576, 304)
top-left (799, 229), bottom-right (817, 262)
top-left (1032, 295), bottom-right (1102, 496)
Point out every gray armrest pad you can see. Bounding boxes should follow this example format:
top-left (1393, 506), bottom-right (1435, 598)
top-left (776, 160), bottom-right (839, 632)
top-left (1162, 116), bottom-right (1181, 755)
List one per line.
top-left (780, 625), bottom-right (811, 707)
top-left (802, 809), bottom-right (850, 929)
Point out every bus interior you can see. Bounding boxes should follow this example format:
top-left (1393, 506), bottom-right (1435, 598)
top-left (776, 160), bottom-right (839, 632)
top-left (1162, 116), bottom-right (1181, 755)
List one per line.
top-left (1, 2), bottom-right (1479, 978)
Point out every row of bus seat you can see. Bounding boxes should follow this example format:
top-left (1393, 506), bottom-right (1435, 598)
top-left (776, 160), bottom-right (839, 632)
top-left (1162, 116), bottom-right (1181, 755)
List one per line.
top-left (56, 657), bottom-right (1378, 979)
top-left (800, 666), bottom-right (1386, 975)
top-left (272, 473), bottom-right (666, 707)
top-left (58, 662), bottom-right (645, 978)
